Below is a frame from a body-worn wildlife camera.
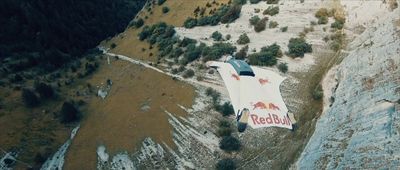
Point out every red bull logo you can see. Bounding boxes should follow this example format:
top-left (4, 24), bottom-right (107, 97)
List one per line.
top-left (252, 102), bottom-right (280, 111)
top-left (269, 103), bottom-right (280, 110)
top-left (258, 78), bottom-right (269, 85)
top-left (253, 101), bottom-right (267, 110)
top-left (231, 73), bottom-right (240, 81)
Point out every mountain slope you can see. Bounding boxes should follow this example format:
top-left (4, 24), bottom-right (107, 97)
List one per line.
top-left (297, 1), bottom-right (400, 168)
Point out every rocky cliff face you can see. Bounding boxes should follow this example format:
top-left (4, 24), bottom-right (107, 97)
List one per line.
top-left (297, 1), bottom-right (400, 169)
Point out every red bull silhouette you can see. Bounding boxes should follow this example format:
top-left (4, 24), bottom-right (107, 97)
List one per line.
top-left (252, 102), bottom-right (280, 111)
top-left (269, 103), bottom-right (280, 110)
top-left (231, 73), bottom-right (240, 81)
top-left (259, 78), bottom-right (269, 85)
top-left (253, 102), bottom-right (267, 110)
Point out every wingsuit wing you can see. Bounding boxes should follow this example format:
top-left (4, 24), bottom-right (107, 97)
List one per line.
top-left (209, 61), bottom-right (241, 114)
top-left (210, 61), bottom-right (292, 130)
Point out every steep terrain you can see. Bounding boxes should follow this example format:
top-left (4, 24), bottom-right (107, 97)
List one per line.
top-left (297, 1), bottom-right (400, 169)
top-left (1, 0), bottom-right (398, 169)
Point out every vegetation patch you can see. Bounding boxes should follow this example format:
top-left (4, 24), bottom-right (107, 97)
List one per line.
top-left (216, 158), bottom-right (237, 170)
top-left (250, 0), bottom-right (261, 4)
top-left (263, 6), bottom-right (279, 16)
top-left (219, 136), bottom-right (241, 151)
top-left (215, 102), bottom-right (235, 116)
top-left (249, 16), bottom-right (261, 26)
top-left (281, 26), bottom-right (288, 32)
top-left (254, 17), bottom-right (268, 32)
top-left (277, 62), bottom-right (288, 73)
top-left (287, 37), bottom-right (312, 58)
top-left (60, 101), bottom-right (80, 123)
top-left (211, 31), bottom-right (224, 41)
top-left (22, 89), bottom-right (40, 108)
top-left (218, 120), bottom-right (233, 137)
top-left (248, 43), bottom-right (282, 66)
top-left (269, 21), bottom-right (279, 28)
top-left (162, 6), bottom-right (170, 14)
top-left (184, 4), bottom-right (242, 28)
top-left (237, 33), bottom-right (250, 44)
top-left (312, 84), bottom-right (323, 100)
top-left (235, 45), bottom-right (249, 59)
top-left (266, 0), bottom-right (280, 4)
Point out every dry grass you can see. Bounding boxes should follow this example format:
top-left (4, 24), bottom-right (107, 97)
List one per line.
top-left (388, 0), bottom-right (399, 10)
top-left (64, 58), bottom-right (195, 169)
top-left (0, 78), bottom-right (78, 169)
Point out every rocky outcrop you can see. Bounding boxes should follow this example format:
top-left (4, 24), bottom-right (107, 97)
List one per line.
top-left (297, 2), bottom-right (400, 169)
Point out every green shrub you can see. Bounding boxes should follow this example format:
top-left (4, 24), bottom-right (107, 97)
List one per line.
top-left (249, 15), bottom-right (261, 25)
top-left (235, 45), bottom-right (249, 59)
top-left (170, 47), bottom-right (183, 58)
top-left (249, 0), bottom-right (261, 4)
top-left (280, 26), bottom-right (288, 32)
top-left (330, 41), bottom-right (341, 51)
top-left (219, 120), bottom-right (231, 128)
top-left (183, 17), bottom-right (198, 28)
top-left (22, 89), bottom-right (39, 107)
top-left (202, 43), bottom-right (236, 62)
top-left (182, 69), bottom-right (195, 78)
top-left (269, 21), bottom-right (278, 28)
top-left (261, 43), bottom-right (282, 57)
top-left (189, 4), bottom-right (242, 28)
top-left (131, 18), bottom-right (144, 28)
top-left (254, 17), bottom-right (268, 32)
top-left (266, 0), bottom-right (279, 4)
top-left (179, 37), bottom-right (197, 47)
top-left (219, 136), bottom-right (241, 151)
top-left (312, 84), bottom-right (323, 100)
top-left (110, 43), bottom-right (117, 49)
top-left (287, 37), bottom-right (312, 57)
top-left (248, 51), bottom-right (277, 66)
top-left (225, 34), bottom-right (231, 40)
top-left (34, 82), bottom-right (54, 99)
top-left (263, 6), bottom-right (279, 16)
top-left (211, 31), bottom-right (223, 41)
top-left (162, 6), bottom-right (170, 13)
top-left (184, 44), bottom-right (202, 63)
top-left (217, 120), bottom-right (232, 136)
top-left (329, 32), bottom-right (345, 51)
top-left (317, 16), bottom-right (328, 24)
top-left (60, 101), bottom-right (80, 123)
top-left (315, 8), bottom-right (329, 25)
top-left (331, 20), bottom-right (344, 29)
top-left (310, 21), bottom-right (317, 25)
top-left (233, 0), bottom-right (247, 5)
top-left (236, 33), bottom-right (250, 44)
top-left (220, 5), bottom-right (242, 24)
top-left (205, 87), bottom-right (221, 104)
top-left (315, 8), bottom-right (329, 18)
top-left (216, 102), bottom-right (234, 116)
top-left (277, 63), bottom-right (288, 73)
top-left (138, 26), bottom-right (152, 41)
top-left (216, 158), bottom-right (237, 170)
top-left (218, 127), bottom-right (232, 137)
top-left (248, 43), bottom-right (281, 66)
top-left (198, 15), bottom-right (220, 26)
top-left (158, 0), bottom-right (166, 5)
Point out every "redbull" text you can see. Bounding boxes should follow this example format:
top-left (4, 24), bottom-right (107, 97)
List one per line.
top-left (250, 113), bottom-right (292, 126)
